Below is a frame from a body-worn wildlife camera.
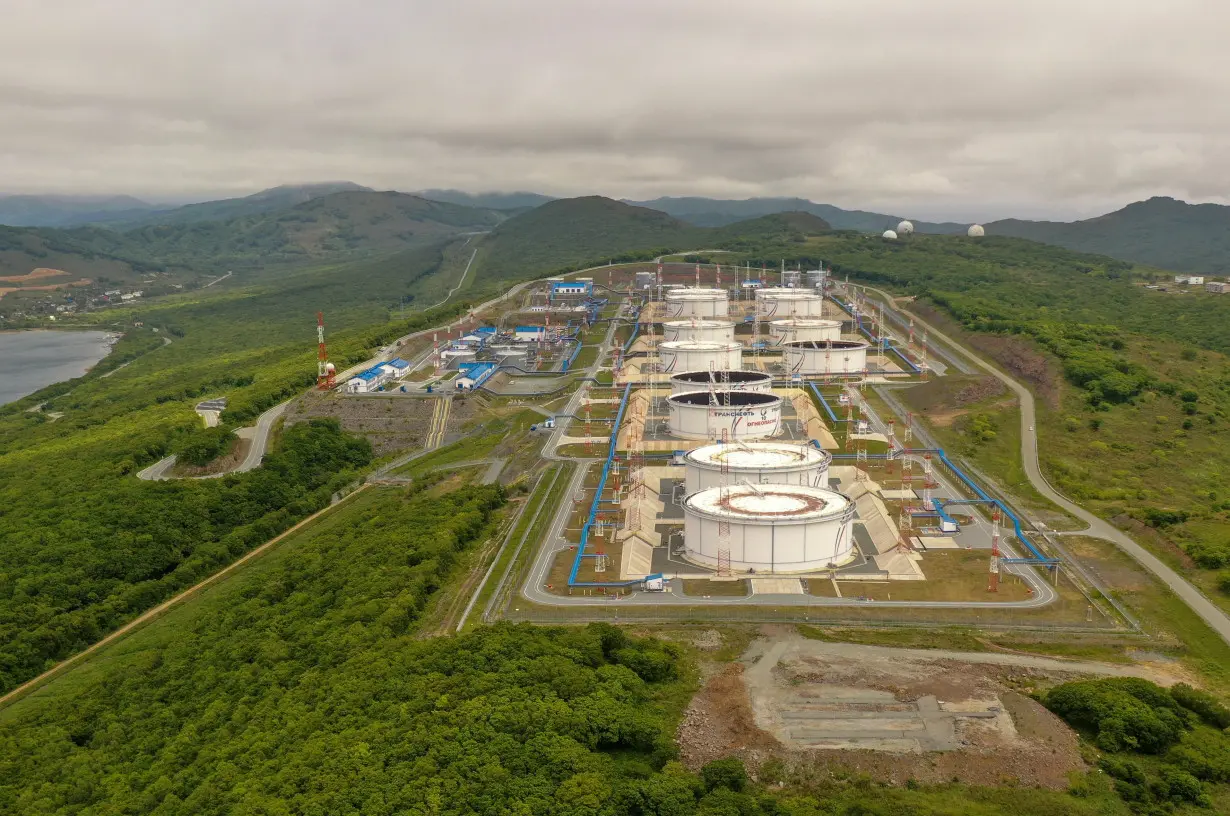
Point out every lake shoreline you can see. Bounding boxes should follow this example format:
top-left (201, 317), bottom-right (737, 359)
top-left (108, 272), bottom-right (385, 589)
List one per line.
top-left (0, 329), bottom-right (119, 406)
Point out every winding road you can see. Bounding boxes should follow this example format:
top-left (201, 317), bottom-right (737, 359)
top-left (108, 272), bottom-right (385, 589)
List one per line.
top-left (858, 284), bottom-right (1230, 646)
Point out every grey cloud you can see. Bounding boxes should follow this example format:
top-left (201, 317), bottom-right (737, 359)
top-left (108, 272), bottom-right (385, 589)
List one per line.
top-left (0, 0), bottom-right (1227, 219)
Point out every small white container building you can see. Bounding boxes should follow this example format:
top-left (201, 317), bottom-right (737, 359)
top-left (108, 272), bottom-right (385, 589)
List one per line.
top-left (658, 340), bottom-right (742, 373)
top-left (669, 369), bottom-right (773, 395)
top-left (664, 287), bottom-right (729, 318)
top-left (769, 318), bottom-right (842, 345)
top-left (782, 340), bottom-right (869, 375)
top-left (683, 483), bottom-right (856, 573)
top-left (683, 442), bottom-right (832, 493)
top-left (662, 319), bottom-right (736, 344)
top-left (667, 391), bottom-right (782, 441)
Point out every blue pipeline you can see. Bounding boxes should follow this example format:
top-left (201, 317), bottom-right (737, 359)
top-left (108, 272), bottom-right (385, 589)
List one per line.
top-left (828, 294), bottom-right (922, 374)
top-left (907, 448), bottom-right (1055, 564)
top-left (806, 382), bottom-right (841, 423)
top-left (568, 383), bottom-right (643, 588)
top-left (560, 340), bottom-right (582, 372)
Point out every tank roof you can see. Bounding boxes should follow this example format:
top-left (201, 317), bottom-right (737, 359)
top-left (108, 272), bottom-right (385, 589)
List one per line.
top-left (686, 442), bottom-right (830, 470)
top-left (671, 369), bottom-right (771, 384)
top-left (686, 484), bottom-right (851, 521)
top-left (769, 318), bottom-right (841, 327)
top-left (759, 291), bottom-right (823, 301)
top-left (665, 287), bottom-right (727, 299)
top-left (670, 390), bottom-right (779, 408)
top-left (783, 339), bottom-right (869, 350)
top-left (659, 340), bottom-right (741, 351)
top-left (663, 319), bottom-right (734, 328)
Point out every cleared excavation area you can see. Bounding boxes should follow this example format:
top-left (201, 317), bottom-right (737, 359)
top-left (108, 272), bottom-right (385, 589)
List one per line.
top-left (676, 633), bottom-right (1189, 789)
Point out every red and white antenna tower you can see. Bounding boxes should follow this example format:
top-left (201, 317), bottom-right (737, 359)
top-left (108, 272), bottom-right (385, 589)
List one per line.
top-left (316, 312), bottom-right (335, 390)
top-left (715, 263), bottom-right (722, 290)
top-left (432, 332), bottom-right (441, 370)
top-left (695, 261), bottom-right (701, 289)
top-left (656, 261), bottom-right (663, 302)
top-left (988, 508), bottom-right (1002, 592)
top-left (845, 397), bottom-right (856, 451)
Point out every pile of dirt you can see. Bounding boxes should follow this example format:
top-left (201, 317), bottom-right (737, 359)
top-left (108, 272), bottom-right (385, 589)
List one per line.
top-left (676, 664), bottom-right (782, 771)
top-left (954, 375), bottom-right (1007, 406)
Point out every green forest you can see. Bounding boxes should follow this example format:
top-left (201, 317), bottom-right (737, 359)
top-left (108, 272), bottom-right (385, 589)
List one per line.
top-left (0, 483), bottom-right (1143, 816)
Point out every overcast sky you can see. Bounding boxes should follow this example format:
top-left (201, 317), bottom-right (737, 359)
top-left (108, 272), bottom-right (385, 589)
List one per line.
top-left (1, 0), bottom-right (1224, 221)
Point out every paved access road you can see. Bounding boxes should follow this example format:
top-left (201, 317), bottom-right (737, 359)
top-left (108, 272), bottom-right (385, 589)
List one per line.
top-left (860, 284), bottom-right (1230, 646)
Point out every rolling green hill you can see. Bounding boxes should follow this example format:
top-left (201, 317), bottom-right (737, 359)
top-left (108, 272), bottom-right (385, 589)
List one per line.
top-left (121, 190), bottom-right (503, 267)
top-left (121, 182), bottom-right (373, 228)
top-left (0, 194), bottom-right (162, 228)
top-left (416, 188), bottom-right (556, 211)
top-left (473, 197), bottom-right (837, 284)
top-left (629, 195), bottom-right (967, 233)
top-left (987, 196), bottom-right (1230, 275)
top-left (474, 196), bottom-right (699, 283)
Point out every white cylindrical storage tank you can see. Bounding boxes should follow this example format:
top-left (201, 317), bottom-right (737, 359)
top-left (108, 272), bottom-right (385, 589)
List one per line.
top-left (754, 286), bottom-right (794, 305)
top-left (757, 292), bottom-right (826, 318)
top-left (769, 319), bottom-right (843, 345)
top-left (806, 270), bottom-right (825, 288)
top-left (683, 484), bottom-right (856, 573)
top-left (683, 442), bottom-right (832, 494)
top-left (662, 319), bottom-right (736, 344)
top-left (782, 340), bottom-right (870, 375)
top-left (670, 370), bottom-right (772, 395)
top-left (782, 270), bottom-right (801, 288)
top-left (667, 391), bottom-right (782, 441)
top-left (658, 340), bottom-right (742, 373)
top-left (665, 287), bottom-right (729, 318)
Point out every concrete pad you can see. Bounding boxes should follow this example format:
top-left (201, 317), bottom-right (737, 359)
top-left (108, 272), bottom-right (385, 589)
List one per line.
top-left (880, 488), bottom-right (918, 500)
top-left (917, 536), bottom-right (960, 550)
top-left (750, 577), bottom-right (805, 595)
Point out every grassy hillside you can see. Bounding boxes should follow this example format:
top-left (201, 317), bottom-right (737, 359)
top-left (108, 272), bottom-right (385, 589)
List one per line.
top-left (473, 198), bottom-right (838, 285)
top-left (474, 196), bottom-right (699, 283)
top-left (988, 197), bottom-right (1230, 275)
top-left (417, 188), bottom-right (555, 211)
top-left (629, 195), bottom-right (968, 233)
top-left (0, 194), bottom-right (161, 228)
top-left (122, 182), bottom-right (372, 227)
top-left (122, 190), bottom-right (503, 267)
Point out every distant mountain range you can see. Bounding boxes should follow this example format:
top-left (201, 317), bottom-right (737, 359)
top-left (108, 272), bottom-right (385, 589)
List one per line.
top-left (985, 197), bottom-right (1230, 275)
top-left (6, 183), bottom-right (1230, 275)
top-left (0, 194), bottom-right (162, 228)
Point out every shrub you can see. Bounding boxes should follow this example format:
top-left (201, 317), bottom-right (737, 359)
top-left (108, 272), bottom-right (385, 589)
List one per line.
top-left (1170, 683), bottom-right (1230, 729)
top-left (700, 757), bottom-right (748, 793)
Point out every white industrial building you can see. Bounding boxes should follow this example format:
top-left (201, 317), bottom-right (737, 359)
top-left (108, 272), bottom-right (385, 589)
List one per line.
top-left (769, 318), bottom-right (842, 345)
top-left (667, 391), bottom-right (782, 441)
top-left (682, 483), bottom-right (856, 573)
top-left (662, 319), bottom-right (736, 344)
top-left (782, 340), bottom-right (870, 375)
top-left (664, 287), bottom-right (729, 318)
top-left (683, 442), bottom-right (832, 493)
top-left (669, 369), bottom-right (772, 395)
top-left (658, 340), bottom-right (742, 373)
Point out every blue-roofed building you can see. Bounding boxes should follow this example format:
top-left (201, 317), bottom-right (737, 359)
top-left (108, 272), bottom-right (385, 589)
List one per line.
top-left (455, 361), bottom-right (497, 390)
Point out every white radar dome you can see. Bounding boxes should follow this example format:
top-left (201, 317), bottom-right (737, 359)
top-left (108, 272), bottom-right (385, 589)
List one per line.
top-left (897, 220), bottom-right (914, 234)
top-left (881, 229), bottom-right (898, 241)
top-left (967, 224), bottom-right (985, 237)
